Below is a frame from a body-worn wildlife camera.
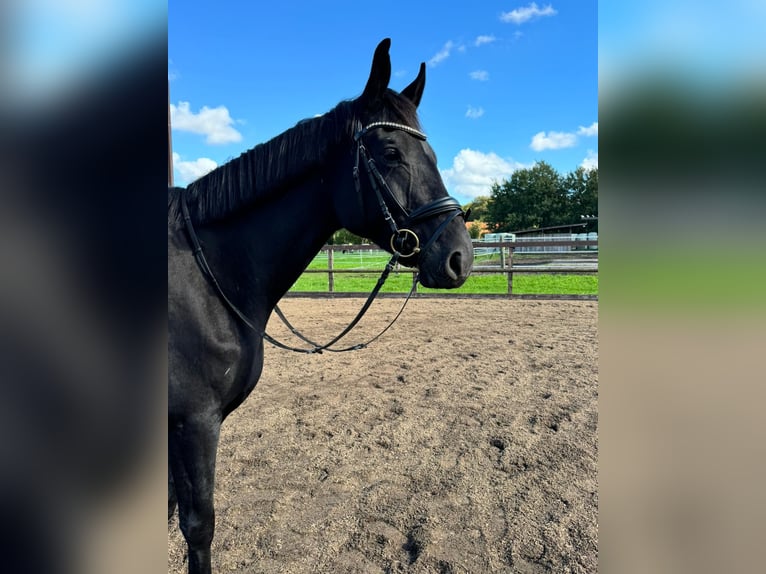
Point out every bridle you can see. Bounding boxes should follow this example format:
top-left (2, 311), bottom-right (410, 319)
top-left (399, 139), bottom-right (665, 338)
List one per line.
top-left (180, 120), bottom-right (468, 354)
top-left (352, 121), bottom-right (467, 260)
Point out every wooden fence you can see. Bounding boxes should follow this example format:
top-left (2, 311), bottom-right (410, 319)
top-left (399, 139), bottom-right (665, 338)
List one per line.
top-left (287, 240), bottom-right (598, 299)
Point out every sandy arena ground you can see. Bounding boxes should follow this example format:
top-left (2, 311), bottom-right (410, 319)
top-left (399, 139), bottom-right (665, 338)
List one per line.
top-left (168, 298), bottom-right (598, 573)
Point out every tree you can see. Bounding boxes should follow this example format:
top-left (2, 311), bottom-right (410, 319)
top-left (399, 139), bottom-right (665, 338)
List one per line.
top-left (467, 221), bottom-right (485, 239)
top-left (463, 195), bottom-right (490, 221)
top-left (564, 167), bottom-right (598, 232)
top-left (486, 162), bottom-right (571, 232)
top-left (329, 228), bottom-right (368, 245)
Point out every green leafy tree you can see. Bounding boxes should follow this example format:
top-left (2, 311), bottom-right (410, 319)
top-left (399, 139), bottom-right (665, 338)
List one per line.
top-left (329, 228), bottom-right (367, 245)
top-left (463, 195), bottom-right (490, 221)
top-left (565, 167), bottom-right (598, 232)
top-left (486, 162), bottom-right (571, 232)
top-left (467, 221), bottom-right (484, 239)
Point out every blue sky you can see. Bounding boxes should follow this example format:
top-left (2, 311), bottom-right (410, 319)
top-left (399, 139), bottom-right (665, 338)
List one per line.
top-left (169, 1), bottom-right (597, 204)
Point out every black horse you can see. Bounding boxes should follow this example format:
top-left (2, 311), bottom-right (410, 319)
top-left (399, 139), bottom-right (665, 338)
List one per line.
top-left (168, 39), bottom-right (474, 573)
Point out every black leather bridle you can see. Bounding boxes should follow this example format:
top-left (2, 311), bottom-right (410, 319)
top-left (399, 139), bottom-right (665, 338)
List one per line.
top-left (352, 121), bottom-right (467, 260)
top-left (181, 120), bottom-right (468, 354)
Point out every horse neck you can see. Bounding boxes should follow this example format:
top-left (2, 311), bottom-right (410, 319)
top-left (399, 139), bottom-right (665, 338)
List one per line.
top-left (201, 177), bottom-right (338, 316)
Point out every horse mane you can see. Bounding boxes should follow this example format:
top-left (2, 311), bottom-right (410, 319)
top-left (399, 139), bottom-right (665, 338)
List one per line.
top-left (168, 90), bottom-right (420, 229)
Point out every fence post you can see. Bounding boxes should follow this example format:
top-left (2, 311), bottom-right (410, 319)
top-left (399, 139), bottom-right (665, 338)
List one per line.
top-left (327, 248), bottom-right (334, 292)
top-left (507, 246), bottom-right (514, 295)
top-left (499, 242), bottom-right (506, 270)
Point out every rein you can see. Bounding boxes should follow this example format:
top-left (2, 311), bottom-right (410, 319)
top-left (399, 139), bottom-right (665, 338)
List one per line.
top-left (180, 121), bottom-right (466, 354)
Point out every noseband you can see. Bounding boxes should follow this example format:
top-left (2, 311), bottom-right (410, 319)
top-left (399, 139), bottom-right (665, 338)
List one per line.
top-left (352, 121), bottom-right (467, 259)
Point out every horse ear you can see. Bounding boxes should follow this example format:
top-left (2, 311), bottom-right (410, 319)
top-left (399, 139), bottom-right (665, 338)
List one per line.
top-left (401, 62), bottom-right (426, 108)
top-left (360, 38), bottom-right (392, 108)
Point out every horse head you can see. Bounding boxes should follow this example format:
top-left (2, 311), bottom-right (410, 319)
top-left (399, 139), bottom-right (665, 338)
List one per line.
top-left (335, 38), bottom-right (474, 289)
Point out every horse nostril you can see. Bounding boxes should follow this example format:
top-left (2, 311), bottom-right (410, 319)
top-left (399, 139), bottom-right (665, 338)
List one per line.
top-left (448, 251), bottom-right (463, 279)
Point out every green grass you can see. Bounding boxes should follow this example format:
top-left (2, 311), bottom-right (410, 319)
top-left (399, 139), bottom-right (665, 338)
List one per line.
top-left (305, 251), bottom-right (393, 270)
top-left (510, 274), bottom-right (598, 295)
top-left (290, 250), bottom-right (598, 295)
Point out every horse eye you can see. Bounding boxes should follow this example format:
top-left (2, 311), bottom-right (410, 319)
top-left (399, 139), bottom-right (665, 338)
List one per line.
top-left (383, 148), bottom-right (401, 163)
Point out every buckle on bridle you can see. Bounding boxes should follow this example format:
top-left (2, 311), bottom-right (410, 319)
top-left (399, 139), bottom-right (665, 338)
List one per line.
top-left (390, 228), bottom-right (420, 257)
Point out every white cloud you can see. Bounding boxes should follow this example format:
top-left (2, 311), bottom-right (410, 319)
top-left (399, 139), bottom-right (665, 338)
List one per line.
top-left (581, 150), bottom-right (598, 170)
top-left (170, 101), bottom-right (243, 145)
top-left (527, 122), bottom-right (597, 153)
top-left (501, 3), bottom-right (557, 25)
top-left (475, 35), bottom-right (497, 47)
top-left (466, 106), bottom-right (485, 119)
top-left (173, 152), bottom-right (218, 185)
top-left (428, 41), bottom-right (455, 67)
top-left (530, 130), bottom-right (577, 151)
top-left (577, 122), bottom-right (598, 137)
top-left (441, 149), bottom-right (527, 200)
top-left (469, 70), bottom-right (489, 81)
